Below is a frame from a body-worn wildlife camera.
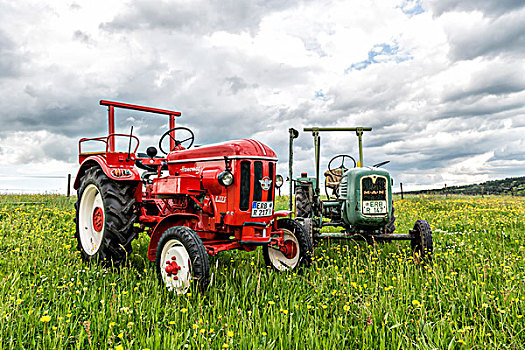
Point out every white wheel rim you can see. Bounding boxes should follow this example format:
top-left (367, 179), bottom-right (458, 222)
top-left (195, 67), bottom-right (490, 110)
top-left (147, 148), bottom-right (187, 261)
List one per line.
top-left (268, 229), bottom-right (300, 271)
top-left (78, 184), bottom-right (105, 256)
top-left (160, 239), bottom-right (192, 294)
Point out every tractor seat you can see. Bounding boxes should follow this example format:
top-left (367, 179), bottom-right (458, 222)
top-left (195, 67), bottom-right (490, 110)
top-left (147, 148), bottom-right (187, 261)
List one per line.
top-left (324, 168), bottom-right (345, 189)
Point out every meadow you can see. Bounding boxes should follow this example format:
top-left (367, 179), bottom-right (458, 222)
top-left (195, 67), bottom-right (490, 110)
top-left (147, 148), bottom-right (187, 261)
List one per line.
top-left (0, 194), bottom-right (524, 349)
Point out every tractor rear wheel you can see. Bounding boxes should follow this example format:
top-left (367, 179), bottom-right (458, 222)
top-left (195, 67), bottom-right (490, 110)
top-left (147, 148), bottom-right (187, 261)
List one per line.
top-left (411, 220), bottom-right (433, 263)
top-left (297, 217), bottom-right (318, 247)
top-left (295, 187), bottom-right (312, 218)
top-left (263, 219), bottom-right (313, 271)
top-left (155, 226), bottom-right (210, 294)
top-left (75, 166), bottom-right (137, 267)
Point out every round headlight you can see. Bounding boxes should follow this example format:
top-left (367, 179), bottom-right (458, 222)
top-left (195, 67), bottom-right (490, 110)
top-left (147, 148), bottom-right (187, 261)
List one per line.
top-left (275, 174), bottom-right (284, 188)
top-left (218, 171), bottom-right (234, 187)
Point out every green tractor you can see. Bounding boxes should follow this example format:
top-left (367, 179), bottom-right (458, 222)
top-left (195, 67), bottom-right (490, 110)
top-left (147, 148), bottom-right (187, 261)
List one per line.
top-left (288, 127), bottom-right (433, 261)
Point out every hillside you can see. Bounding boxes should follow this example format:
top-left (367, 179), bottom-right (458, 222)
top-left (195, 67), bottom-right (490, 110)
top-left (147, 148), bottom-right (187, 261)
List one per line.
top-left (402, 176), bottom-right (525, 196)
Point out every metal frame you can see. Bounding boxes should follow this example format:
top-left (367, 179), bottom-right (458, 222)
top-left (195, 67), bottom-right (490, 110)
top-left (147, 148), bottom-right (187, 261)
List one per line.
top-left (100, 100), bottom-right (181, 152)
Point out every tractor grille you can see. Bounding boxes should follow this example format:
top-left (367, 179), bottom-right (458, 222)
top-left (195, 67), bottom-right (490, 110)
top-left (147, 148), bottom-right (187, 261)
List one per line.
top-left (253, 161), bottom-right (263, 202)
top-left (268, 162), bottom-right (274, 201)
top-left (339, 176), bottom-right (348, 198)
top-left (361, 176), bottom-right (387, 201)
top-left (239, 160), bottom-right (275, 211)
top-left (240, 161), bottom-right (251, 211)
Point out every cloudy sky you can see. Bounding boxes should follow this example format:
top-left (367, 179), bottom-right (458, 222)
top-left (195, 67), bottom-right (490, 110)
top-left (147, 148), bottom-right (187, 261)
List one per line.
top-left (0, 0), bottom-right (524, 194)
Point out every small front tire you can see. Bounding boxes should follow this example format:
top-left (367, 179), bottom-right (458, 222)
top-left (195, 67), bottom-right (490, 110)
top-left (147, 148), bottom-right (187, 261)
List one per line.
top-left (263, 219), bottom-right (313, 271)
top-left (155, 226), bottom-right (210, 294)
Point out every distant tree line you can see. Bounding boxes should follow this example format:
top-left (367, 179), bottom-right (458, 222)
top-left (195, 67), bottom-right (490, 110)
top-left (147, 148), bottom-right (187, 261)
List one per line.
top-left (400, 176), bottom-right (525, 196)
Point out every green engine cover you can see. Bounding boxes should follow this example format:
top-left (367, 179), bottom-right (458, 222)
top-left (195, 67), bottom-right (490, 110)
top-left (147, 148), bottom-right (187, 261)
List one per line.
top-left (339, 167), bottom-right (392, 228)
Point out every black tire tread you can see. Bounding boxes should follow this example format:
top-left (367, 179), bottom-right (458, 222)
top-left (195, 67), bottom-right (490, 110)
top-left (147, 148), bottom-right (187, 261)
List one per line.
top-left (411, 219), bottom-right (433, 263)
top-left (295, 187), bottom-right (312, 218)
top-left (155, 226), bottom-right (210, 292)
top-left (75, 166), bottom-right (138, 267)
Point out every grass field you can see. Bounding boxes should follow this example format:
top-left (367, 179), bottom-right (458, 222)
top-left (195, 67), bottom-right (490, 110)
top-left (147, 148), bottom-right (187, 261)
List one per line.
top-left (0, 194), bottom-right (524, 349)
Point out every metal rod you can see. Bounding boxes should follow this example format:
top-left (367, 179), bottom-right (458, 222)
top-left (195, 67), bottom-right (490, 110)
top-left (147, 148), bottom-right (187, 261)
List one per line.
top-left (100, 100), bottom-right (181, 116)
top-left (67, 174), bottom-right (71, 197)
top-left (356, 128), bottom-right (364, 167)
top-left (169, 114), bottom-right (176, 151)
top-left (318, 232), bottom-right (412, 240)
top-left (289, 130), bottom-right (294, 211)
top-left (313, 131), bottom-right (320, 196)
top-left (108, 106), bottom-right (115, 152)
top-left (304, 127), bottom-right (372, 132)
top-left (126, 125), bottom-right (133, 161)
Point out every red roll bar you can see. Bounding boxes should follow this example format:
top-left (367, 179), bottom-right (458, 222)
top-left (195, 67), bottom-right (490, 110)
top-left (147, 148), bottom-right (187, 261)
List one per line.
top-left (100, 100), bottom-right (181, 152)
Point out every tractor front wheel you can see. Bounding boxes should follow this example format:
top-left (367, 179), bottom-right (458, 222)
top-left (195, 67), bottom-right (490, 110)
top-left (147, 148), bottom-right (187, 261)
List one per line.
top-left (263, 219), bottom-right (313, 271)
top-left (411, 220), bottom-right (433, 263)
top-left (155, 226), bottom-right (210, 294)
top-left (75, 167), bottom-right (137, 267)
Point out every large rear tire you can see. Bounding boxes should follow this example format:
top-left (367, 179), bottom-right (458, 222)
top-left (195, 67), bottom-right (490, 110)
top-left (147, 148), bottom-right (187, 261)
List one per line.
top-left (155, 226), bottom-right (210, 294)
top-left (295, 187), bottom-right (312, 218)
top-left (75, 167), bottom-right (138, 267)
top-left (263, 219), bottom-right (313, 271)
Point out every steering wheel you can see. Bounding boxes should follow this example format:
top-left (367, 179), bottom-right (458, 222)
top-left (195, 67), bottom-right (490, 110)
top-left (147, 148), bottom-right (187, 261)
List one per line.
top-left (327, 154), bottom-right (356, 176)
top-left (158, 127), bottom-right (195, 154)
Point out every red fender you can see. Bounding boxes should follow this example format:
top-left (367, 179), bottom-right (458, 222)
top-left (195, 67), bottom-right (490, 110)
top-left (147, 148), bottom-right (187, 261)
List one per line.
top-left (272, 210), bottom-right (292, 218)
top-left (73, 155), bottom-right (141, 190)
top-left (147, 214), bottom-right (200, 261)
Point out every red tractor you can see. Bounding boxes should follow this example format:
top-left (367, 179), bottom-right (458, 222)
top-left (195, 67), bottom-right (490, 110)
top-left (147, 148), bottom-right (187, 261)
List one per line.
top-left (74, 100), bottom-right (312, 293)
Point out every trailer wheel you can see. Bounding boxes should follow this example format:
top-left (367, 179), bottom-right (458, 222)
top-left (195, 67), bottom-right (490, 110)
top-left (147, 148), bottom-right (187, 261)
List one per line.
top-left (75, 166), bottom-right (137, 267)
top-left (155, 226), bottom-right (210, 294)
top-left (386, 206), bottom-right (396, 234)
top-left (411, 220), bottom-right (433, 263)
top-left (263, 219), bottom-right (313, 271)
top-left (295, 187), bottom-right (312, 218)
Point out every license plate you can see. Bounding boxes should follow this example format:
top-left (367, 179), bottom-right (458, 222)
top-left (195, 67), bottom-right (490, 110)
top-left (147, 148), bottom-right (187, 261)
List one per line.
top-left (362, 200), bottom-right (387, 214)
top-left (251, 201), bottom-right (274, 217)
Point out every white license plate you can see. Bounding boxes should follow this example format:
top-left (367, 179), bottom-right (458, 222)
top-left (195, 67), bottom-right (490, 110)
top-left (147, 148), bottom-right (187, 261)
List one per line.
top-left (251, 201), bottom-right (274, 217)
top-left (362, 200), bottom-right (387, 214)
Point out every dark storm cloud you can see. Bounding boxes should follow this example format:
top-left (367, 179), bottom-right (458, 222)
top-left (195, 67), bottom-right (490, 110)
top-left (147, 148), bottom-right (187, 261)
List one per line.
top-left (443, 67), bottom-right (525, 102)
top-left (428, 0), bottom-right (525, 17)
top-left (446, 10), bottom-right (525, 61)
top-left (101, 0), bottom-right (298, 35)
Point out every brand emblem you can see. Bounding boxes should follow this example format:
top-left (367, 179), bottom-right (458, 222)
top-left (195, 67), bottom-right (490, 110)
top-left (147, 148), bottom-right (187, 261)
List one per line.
top-left (181, 166), bottom-right (202, 173)
top-left (259, 177), bottom-right (272, 191)
top-left (215, 196), bottom-right (226, 203)
top-left (111, 169), bottom-right (132, 178)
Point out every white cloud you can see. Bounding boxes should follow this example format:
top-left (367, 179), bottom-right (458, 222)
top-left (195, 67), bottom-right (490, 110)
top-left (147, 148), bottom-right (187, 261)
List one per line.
top-left (0, 0), bottom-right (524, 193)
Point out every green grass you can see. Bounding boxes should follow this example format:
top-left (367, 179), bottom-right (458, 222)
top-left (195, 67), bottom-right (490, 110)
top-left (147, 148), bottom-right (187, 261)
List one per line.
top-left (0, 194), bottom-right (524, 349)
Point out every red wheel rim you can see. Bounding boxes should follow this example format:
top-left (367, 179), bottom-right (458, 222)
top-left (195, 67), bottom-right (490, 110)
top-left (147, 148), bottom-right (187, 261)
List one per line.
top-left (283, 239), bottom-right (298, 259)
top-left (165, 256), bottom-right (182, 279)
top-left (92, 207), bottom-right (104, 232)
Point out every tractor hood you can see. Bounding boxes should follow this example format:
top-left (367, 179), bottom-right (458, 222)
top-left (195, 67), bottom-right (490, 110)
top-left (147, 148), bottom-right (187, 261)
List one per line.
top-left (339, 167), bottom-right (392, 228)
top-left (167, 139), bottom-right (277, 162)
